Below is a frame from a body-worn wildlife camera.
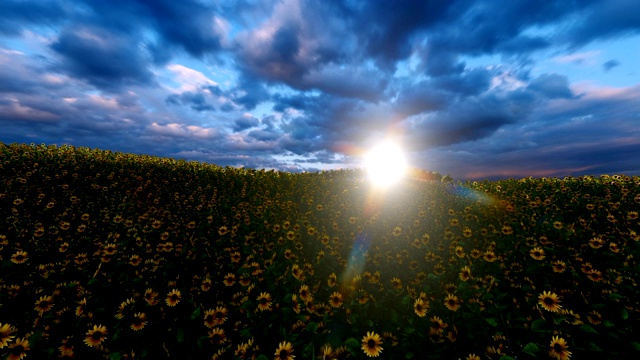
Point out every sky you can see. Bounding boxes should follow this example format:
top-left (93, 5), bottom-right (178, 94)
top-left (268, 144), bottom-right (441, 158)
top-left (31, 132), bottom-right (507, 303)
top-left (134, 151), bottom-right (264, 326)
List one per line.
top-left (1, 0), bottom-right (639, 180)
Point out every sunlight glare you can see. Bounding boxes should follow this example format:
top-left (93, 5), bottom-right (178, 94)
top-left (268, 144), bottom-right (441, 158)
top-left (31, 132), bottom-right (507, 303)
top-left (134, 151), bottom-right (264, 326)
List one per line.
top-left (364, 140), bottom-right (408, 187)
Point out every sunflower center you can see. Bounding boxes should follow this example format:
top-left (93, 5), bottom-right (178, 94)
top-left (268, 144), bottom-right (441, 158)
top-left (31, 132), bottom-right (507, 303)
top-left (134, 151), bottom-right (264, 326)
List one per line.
top-left (92, 331), bottom-right (103, 340)
top-left (544, 297), bottom-right (554, 305)
top-left (368, 339), bottom-right (376, 348)
top-left (553, 343), bottom-right (563, 352)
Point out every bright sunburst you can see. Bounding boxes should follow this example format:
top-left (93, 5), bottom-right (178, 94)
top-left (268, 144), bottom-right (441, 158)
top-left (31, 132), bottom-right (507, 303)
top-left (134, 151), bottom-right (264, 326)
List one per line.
top-left (364, 140), bottom-right (407, 187)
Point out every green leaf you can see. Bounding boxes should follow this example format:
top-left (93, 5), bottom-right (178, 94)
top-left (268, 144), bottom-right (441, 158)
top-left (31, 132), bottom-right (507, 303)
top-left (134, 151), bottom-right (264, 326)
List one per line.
top-left (256, 356), bottom-right (269, 360)
top-left (177, 327), bottom-right (185, 343)
top-left (621, 308), bottom-right (629, 320)
top-left (531, 319), bottom-right (548, 333)
top-left (404, 327), bottom-right (415, 334)
top-left (523, 342), bottom-right (540, 354)
top-left (608, 293), bottom-right (624, 300)
top-left (190, 306), bottom-right (201, 320)
top-left (588, 342), bottom-right (603, 351)
top-left (405, 352), bottom-right (414, 359)
top-left (604, 320), bottom-right (615, 328)
top-left (631, 342), bottom-right (640, 350)
top-left (580, 324), bottom-right (599, 334)
top-left (344, 337), bottom-right (359, 349)
top-left (499, 357), bottom-right (516, 360)
top-left (306, 322), bottom-right (318, 333)
top-left (110, 353), bottom-right (122, 360)
top-left (486, 318), bottom-right (498, 327)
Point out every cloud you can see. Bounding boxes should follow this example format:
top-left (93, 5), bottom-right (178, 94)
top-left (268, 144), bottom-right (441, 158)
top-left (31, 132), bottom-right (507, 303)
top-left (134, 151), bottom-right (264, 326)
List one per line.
top-left (527, 73), bottom-right (574, 99)
top-left (232, 115), bottom-right (260, 132)
top-left (603, 59), bottom-right (621, 71)
top-left (50, 25), bottom-right (156, 91)
top-left (0, 0), bottom-right (69, 35)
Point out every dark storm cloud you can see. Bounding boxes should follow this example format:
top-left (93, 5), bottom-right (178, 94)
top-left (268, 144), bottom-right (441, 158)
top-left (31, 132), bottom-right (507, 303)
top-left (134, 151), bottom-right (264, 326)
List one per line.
top-left (603, 59), bottom-right (621, 71)
top-left (0, 1), bottom-right (69, 35)
top-left (233, 116), bottom-right (260, 132)
top-left (79, 0), bottom-right (225, 59)
top-left (166, 92), bottom-right (215, 112)
top-left (527, 74), bottom-right (574, 99)
top-left (562, 0), bottom-right (640, 47)
top-left (50, 26), bottom-right (156, 91)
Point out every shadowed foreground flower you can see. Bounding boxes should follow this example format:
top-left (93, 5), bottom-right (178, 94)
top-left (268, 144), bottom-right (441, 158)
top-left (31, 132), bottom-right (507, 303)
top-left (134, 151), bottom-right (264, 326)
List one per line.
top-left (209, 328), bottom-right (226, 345)
top-left (257, 292), bottom-right (273, 311)
top-left (7, 337), bottom-right (29, 360)
top-left (538, 291), bottom-right (562, 312)
top-left (530, 247), bottom-right (545, 260)
top-left (414, 298), bottom-right (428, 317)
top-left (274, 341), bottom-right (295, 360)
top-left (166, 289), bottom-right (181, 306)
top-left (329, 292), bottom-right (343, 308)
top-left (1, 323), bottom-right (17, 348)
top-left (361, 332), bottom-right (383, 357)
top-left (459, 266), bottom-right (471, 281)
top-left (130, 312), bottom-right (147, 331)
top-left (549, 336), bottom-right (571, 360)
top-left (84, 325), bottom-right (107, 347)
top-left (10, 251), bottom-right (28, 264)
top-left (444, 294), bottom-right (461, 311)
top-left (34, 295), bottom-right (54, 313)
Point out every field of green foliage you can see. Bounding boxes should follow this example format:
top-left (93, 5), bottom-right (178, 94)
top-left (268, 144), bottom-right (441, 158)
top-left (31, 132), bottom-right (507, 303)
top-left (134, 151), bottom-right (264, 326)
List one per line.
top-left (1, 142), bottom-right (639, 360)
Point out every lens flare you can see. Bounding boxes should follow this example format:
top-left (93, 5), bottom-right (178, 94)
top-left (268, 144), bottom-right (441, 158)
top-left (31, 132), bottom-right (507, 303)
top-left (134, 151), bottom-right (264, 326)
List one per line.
top-left (364, 140), bottom-right (407, 187)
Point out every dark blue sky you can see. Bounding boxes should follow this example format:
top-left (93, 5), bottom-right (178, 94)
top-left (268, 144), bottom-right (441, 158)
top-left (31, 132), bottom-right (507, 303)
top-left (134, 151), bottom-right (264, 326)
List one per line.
top-left (1, 0), bottom-right (639, 179)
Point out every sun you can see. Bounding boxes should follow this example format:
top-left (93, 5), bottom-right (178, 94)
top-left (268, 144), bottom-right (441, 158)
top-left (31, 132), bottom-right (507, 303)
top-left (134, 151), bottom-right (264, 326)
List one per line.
top-left (364, 140), bottom-right (408, 187)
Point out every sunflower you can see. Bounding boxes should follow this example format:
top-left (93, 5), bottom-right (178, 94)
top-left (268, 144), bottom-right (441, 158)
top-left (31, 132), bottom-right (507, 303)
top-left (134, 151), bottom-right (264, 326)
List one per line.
top-left (84, 324), bottom-right (108, 347)
top-left (165, 289), bottom-right (181, 306)
top-left (589, 237), bottom-right (604, 249)
top-left (483, 251), bottom-right (497, 262)
top-left (587, 311), bottom-right (602, 325)
top-left (327, 273), bottom-right (337, 287)
top-left (257, 292), bottom-right (273, 311)
top-left (223, 273), bottom-right (236, 286)
top-left (130, 313), bottom-right (147, 331)
top-left (320, 344), bottom-right (333, 359)
top-left (208, 327), bottom-right (226, 345)
top-left (549, 336), bottom-right (571, 360)
top-left (299, 285), bottom-right (311, 302)
top-left (459, 266), bottom-right (471, 281)
top-left (551, 261), bottom-right (566, 273)
top-left (329, 292), bottom-right (344, 308)
top-left (530, 247), bottom-right (545, 260)
top-left (586, 269), bottom-right (603, 282)
top-left (414, 298), bottom-right (428, 317)
top-left (291, 294), bottom-right (301, 314)
top-left (34, 295), bottom-right (55, 313)
top-left (210, 306), bottom-right (228, 326)
top-left (560, 309), bottom-right (583, 325)
top-left (58, 338), bottom-right (74, 357)
top-left (0, 323), bottom-right (16, 349)
top-left (274, 341), bottom-right (295, 360)
top-left (7, 337), bottom-right (29, 360)
top-left (361, 332), bottom-right (383, 357)
top-left (144, 289), bottom-right (159, 306)
top-left (10, 251), bottom-right (28, 264)
top-left (444, 294), bottom-right (461, 311)
top-left (429, 316), bottom-right (447, 335)
top-left (538, 291), bottom-right (562, 312)
top-left (465, 354), bottom-right (481, 360)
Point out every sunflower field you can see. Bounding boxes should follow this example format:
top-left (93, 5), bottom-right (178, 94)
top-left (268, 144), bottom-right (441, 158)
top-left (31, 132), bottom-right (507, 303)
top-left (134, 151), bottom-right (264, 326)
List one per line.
top-left (1, 142), bottom-right (639, 360)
